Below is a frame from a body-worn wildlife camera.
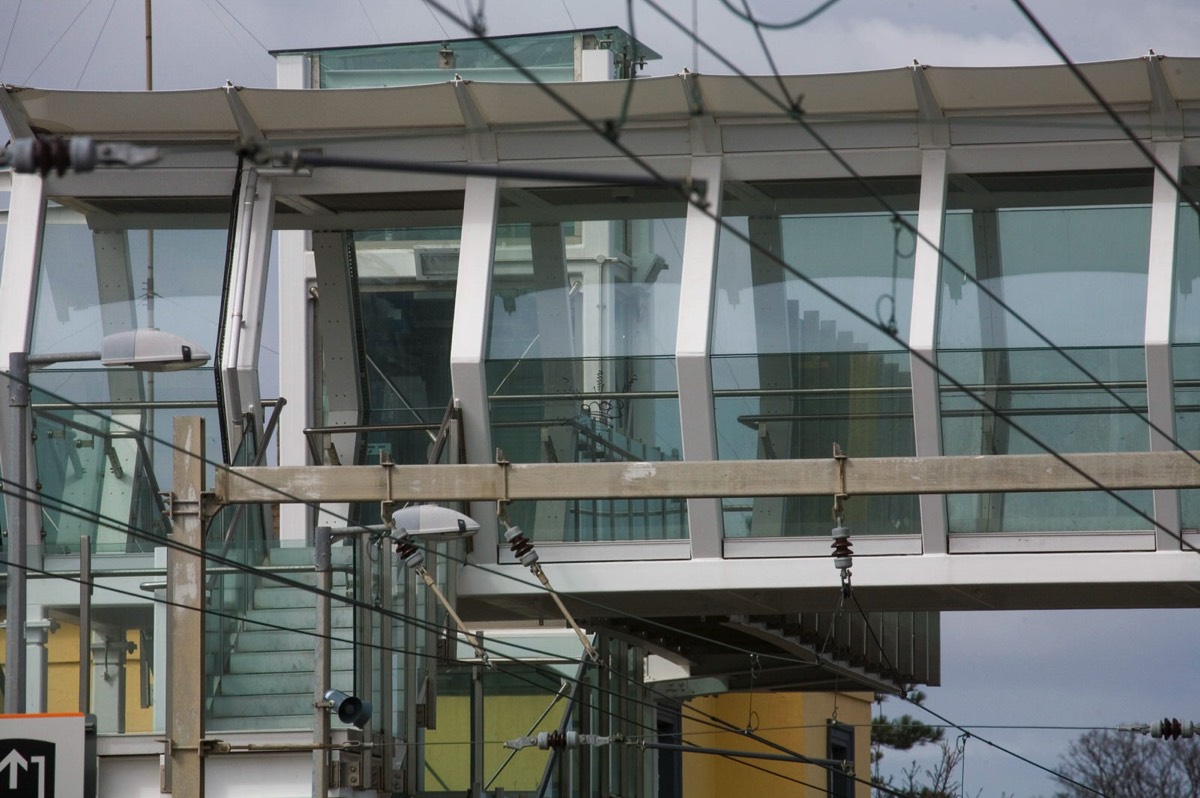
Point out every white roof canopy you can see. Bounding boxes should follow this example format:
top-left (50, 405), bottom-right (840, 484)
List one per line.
top-left (4, 55), bottom-right (1195, 144)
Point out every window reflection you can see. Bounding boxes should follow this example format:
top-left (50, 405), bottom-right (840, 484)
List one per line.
top-left (486, 187), bottom-right (687, 542)
top-left (1173, 167), bottom-right (1200, 530)
top-left (711, 178), bottom-right (920, 538)
top-left (937, 170), bottom-right (1154, 533)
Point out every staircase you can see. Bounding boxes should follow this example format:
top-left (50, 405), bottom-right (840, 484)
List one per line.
top-left (206, 546), bottom-right (358, 731)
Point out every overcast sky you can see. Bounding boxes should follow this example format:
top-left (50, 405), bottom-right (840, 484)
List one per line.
top-left (3, 2), bottom-right (1200, 796)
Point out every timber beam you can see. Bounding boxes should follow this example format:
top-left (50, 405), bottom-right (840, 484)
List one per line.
top-left (214, 450), bottom-right (1200, 506)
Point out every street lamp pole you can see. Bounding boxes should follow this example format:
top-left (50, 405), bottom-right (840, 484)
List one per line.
top-left (3, 330), bottom-right (208, 713)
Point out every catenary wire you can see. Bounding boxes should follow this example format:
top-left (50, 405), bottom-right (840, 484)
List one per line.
top-left (365, 4), bottom-right (1193, 790)
top-left (0, 500), bottom-right (859, 793)
top-left (716, 0), bottom-right (844, 31)
top-left (412, 0), bottom-right (1200, 562)
top-left (0, 436), bottom-right (891, 791)
top-left (0, 447), bottom-right (844, 756)
top-left (73, 0), bottom-right (116, 90)
top-left (9, 6), bottom-right (1190, 787)
top-left (0, 0), bottom-right (23, 79)
top-left (21, 0), bottom-right (96, 85)
top-left (846, 592), bottom-right (1106, 797)
top-left (0, 4), bottom-right (1152, 792)
top-left (636, 0), bottom-right (1200, 479)
top-left (1011, 0), bottom-right (1200, 218)
top-left (15, 370), bottom-right (851, 672)
top-left (14, 110), bottom-right (1185, 796)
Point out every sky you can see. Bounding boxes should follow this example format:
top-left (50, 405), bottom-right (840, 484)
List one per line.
top-left (2, 1), bottom-right (1200, 796)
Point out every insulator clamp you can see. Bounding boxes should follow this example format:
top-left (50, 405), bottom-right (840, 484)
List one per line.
top-left (504, 525), bottom-right (539, 568)
top-left (392, 531), bottom-right (424, 569)
top-left (1152, 718), bottom-right (1195, 740)
top-left (831, 525), bottom-right (853, 570)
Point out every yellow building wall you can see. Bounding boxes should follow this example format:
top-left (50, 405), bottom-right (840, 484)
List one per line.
top-left (682, 691), bottom-right (873, 798)
top-left (424, 692), bottom-right (555, 792)
top-left (0, 616), bottom-right (153, 731)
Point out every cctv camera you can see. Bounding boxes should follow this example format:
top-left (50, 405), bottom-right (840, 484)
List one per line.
top-left (323, 689), bottom-right (372, 729)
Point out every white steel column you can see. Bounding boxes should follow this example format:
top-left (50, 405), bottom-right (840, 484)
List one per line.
top-left (276, 53), bottom-right (312, 542)
top-left (1145, 141), bottom-right (1182, 549)
top-left (220, 170), bottom-right (276, 452)
top-left (910, 148), bottom-right (949, 554)
top-left (450, 176), bottom-right (500, 562)
top-left (276, 226), bottom-right (312, 542)
top-left (0, 174), bottom-right (45, 359)
top-left (676, 156), bottom-right (723, 559)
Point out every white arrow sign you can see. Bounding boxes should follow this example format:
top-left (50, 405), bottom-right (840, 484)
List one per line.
top-left (0, 748), bottom-right (28, 789)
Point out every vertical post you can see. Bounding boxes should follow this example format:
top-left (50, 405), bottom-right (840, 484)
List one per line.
top-left (355, 532), bottom-right (374, 791)
top-left (5, 352), bottom-right (30, 713)
top-left (470, 663), bottom-right (485, 798)
top-left (403, 562), bottom-right (420, 794)
top-left (313, 527), bottom-right (332, 798)
top-left (166, 416), bottom-right (205, 797)
top-left (379, 539), bottom-right (394, 793)
top-left (79, 535), bottom-right (92, 714)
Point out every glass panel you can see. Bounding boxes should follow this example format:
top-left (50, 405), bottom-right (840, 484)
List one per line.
top-left (937, 171), bottom-right (1154, 533)
top-left (712, 178), bottom-right (921, 537)
top-left (29, 214), bottom-right (226, 552)
top-left (1174, 167), bottom-right (1200, 529)
top-left (356, 227), bottom-right (462, 467)
top-left (486, 187), bottom-right (688, 542)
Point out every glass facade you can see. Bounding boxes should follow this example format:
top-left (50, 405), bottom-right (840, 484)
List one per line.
top-left (305, 28), bottom-right (658, 88)
top-left (486, 186), bottom-right (688, 541)
top-left (937, 171), bottom-right (1155, 533)
top-left (712, 179), bottom-right (920, 537)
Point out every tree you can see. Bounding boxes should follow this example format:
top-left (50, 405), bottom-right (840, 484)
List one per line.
top-left (1054, 729), bottom-right (1200, 798)
top-left (872, 692), bottom-right (960, 798)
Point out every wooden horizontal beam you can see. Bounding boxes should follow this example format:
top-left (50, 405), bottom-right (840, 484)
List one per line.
top-left (214, 450), bottom-right (1200, 506)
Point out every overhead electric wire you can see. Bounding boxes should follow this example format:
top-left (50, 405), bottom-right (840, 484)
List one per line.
top-left (7, 4), bottom-right (1194, 790)
top-left (411, 0), bottom-right (1200, 569)
top-left (716, 0), bottom-right (844, 31)
top-left (207, 0), bottom-right (270, 54)
top-left (72, 0), bottom-right (116, 90)
top-left (21, 0), bottom-right (96, 85)
top-left (637, 0), bottom-right (1200, 482)
top-left (0, 0), bottom-right (22, 80)
top-left (1011, 0), bottom-right (1200, 218)
top-left (0, 396), bottom-right (881, 791)
top-left (397, 3), bottom-right (1197, 792)
top-left (12, 373), bottom-right (843, 678)
top-left (0, 480), bottom-right (859, 793)
top-left (844, 593), bottom-right (1107, 797)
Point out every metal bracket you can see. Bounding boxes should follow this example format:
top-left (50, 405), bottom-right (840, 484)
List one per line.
top-left (199, 738), bottom-right (231, 756)
top-left (159, 738), bottom-right (171, 794)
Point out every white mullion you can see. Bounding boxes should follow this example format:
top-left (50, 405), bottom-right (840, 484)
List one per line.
top-left (451, 175), bottom-right (500, 563)
top-left (1145, 141), bottom-right (1182, 549)
top-left (676, 155), bottom-right (723, 559)
top-left (910, 148), bottom-right (949, 554)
